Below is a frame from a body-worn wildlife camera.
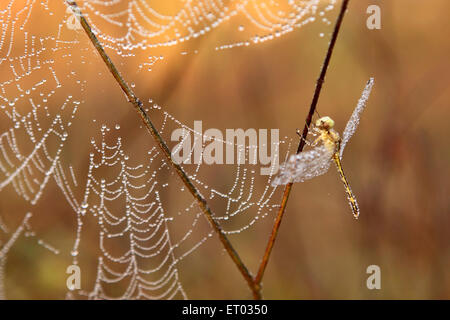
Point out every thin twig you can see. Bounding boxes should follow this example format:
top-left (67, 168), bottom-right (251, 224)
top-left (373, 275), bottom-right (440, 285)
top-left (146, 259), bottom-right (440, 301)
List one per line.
top-left (253, 0), bottom-right (350, 299)
top-left (65, 1), bottom-right (259, 296)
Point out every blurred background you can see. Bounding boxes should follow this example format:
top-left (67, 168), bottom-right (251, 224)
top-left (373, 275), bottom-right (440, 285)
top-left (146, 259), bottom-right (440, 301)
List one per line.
top-left (0, 0), bottom-right (449, 299)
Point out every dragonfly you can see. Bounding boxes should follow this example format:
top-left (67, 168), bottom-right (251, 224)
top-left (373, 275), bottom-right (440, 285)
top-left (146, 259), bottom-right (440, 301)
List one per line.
top-left (272, 78), bottom-right (374, 219)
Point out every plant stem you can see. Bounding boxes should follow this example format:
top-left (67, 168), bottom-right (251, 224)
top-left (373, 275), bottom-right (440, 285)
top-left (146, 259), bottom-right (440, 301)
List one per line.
top-left (66, 1), bottom-right (259, 297)
top-left (253, 0), bottom-right (350, 298)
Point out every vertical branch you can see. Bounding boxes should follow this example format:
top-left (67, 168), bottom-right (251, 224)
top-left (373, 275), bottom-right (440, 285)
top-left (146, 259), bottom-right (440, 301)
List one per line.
top-left (253, 0), bottom-right (351, 298)
top-left (65, 1), bottom-right (259, 296)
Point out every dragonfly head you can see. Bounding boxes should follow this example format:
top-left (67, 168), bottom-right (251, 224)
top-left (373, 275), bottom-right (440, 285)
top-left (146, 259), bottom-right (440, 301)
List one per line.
top-left (315, 116), bottom-right (335, 130)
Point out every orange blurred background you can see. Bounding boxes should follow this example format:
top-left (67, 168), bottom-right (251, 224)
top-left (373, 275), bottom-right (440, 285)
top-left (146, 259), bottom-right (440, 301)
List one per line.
top-left (1, 0), bottom-right (449, 299)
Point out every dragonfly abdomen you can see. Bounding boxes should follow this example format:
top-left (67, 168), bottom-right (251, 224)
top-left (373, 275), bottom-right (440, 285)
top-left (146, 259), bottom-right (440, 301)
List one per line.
top-left (332, 152), bottom-right (360, 219)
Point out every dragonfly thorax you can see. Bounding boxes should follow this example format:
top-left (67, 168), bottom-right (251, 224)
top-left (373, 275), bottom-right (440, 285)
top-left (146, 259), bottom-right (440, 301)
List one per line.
top-left (319, 129), bottom-right (340, 154)
top-left (314, 116), bottom-right (340, 153)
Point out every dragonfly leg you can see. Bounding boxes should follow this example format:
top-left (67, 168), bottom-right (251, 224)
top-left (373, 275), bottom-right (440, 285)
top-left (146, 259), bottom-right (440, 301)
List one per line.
top-left (311, 137), bottom-right (321, 147)
top-left (310, 128), bottom-right (322, 146)
top-left (300, 120), bottom-right (318, 136)
top-left (296, 129), bottom-right (314, 146)
top-left (312, 127), bottom-right (321, 136)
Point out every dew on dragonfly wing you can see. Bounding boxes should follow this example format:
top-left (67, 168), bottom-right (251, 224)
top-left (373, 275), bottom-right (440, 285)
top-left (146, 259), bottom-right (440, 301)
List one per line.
top-left (273, 78), bottom-right (374, 219)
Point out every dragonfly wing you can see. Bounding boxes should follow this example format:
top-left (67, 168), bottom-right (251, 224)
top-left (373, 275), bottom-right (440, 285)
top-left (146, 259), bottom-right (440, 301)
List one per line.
top-left (340, 78), bottom-right (374, 159)
top-left (272, 145), bottom-right (332, 186)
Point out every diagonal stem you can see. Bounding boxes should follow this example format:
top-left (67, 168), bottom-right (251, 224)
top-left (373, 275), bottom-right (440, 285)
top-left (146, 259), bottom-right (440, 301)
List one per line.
top-left (65, 1), bottom-right (259, 296)
top-left (253, 0), bottom-right (350, 299)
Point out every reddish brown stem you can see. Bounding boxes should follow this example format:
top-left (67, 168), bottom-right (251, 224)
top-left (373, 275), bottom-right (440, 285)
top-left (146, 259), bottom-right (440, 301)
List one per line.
top-left (253, 0), bottom-right (351, 299)
top-left (66, 1), bottom-right (259, 297)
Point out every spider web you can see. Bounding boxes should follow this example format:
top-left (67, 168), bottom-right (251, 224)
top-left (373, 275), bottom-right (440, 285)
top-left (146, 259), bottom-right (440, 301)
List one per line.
top-left (61, 109), bottom-right (290, 299)
top-left (69, 0), bottom-right (337, 54)
top-left (0, 212), bottom-right (59, 299)
top-left (0, 0), bottom-right (337, 299)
